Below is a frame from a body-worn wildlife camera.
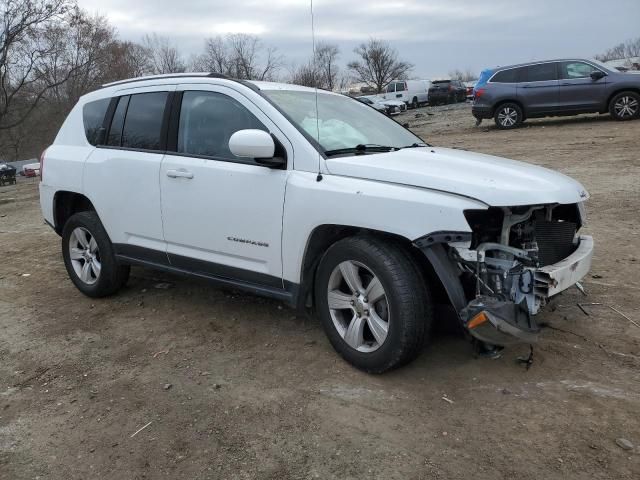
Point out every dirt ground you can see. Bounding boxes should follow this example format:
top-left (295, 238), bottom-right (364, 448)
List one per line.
top-left (1, 104), bottom-right (639, 480)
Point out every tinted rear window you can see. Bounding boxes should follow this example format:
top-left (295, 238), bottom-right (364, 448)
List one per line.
top-left (121, 92), bottom-right (169, 150)
top-left (82, 98), bottom-right (110, 146)
top-left (491, 68), bottom-right (519, 83)
top-left (106, 96), bottom-right (129, 147)
top-left (526, 63), bottom-right (558, 82)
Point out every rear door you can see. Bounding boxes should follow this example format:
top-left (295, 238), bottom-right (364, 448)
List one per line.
top-left (84, 86), bottom-right (174, 255)
top-left (394, 82), bottom-right (407, 102)
top-left (518, 62), bottom-right (560, 115)
top-left (159, 84), bottom-right (291, 287)
top-left (557, 61), bottom-right (607, 112)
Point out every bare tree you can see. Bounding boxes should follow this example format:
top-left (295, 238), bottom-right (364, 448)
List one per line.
top-left (448, 68), bottom-right (477, 82)
top-left (0, 0), bottom-right (78, 130)
top-left (314, 42), bottom-right (339, 90)
top-left (105, 40), bottom-right (152, 81)
top-left (192, 34), bottom-right (282, 80)
top-left (289, 60), bottom-right (318, 87)
top-left (193, 36), bottom-right (231, 74)
top-left (227, 33), bottom-right (281, 80)
top-left (624, 37), bottom-right (640, 58)
top-left (347, 38), bottom-right (412, 93)
top-left (142, 33), bottom-right (185, 74)
top-left (37, 7), bottom-right (115, 112)
top-left (595, 37), bottom-right (640, 62)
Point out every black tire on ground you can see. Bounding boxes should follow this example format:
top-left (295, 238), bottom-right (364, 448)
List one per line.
top-left (61, 211), bottom-right (130, 298)
top-left (411, 97), bottom-right (418, 109)
top-left (609, 91), bottom-right (640, 121)
top-left (494, 102), bottom-right (524, 129)
top-left (314, 235), bottom-right (432, 373)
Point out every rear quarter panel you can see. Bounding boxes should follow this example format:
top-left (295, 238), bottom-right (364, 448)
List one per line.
top-left (40, 103), bottom-right (94, 226)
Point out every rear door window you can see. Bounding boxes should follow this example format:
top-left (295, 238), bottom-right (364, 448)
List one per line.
top-left (491, 68), bottom-right (519, 83)
top-left (106, 95), bottom-right (130, 147)
top-left (396, 82), bottom-right (406, 92)
top-left (121, 92), bottom-right (169, 150)
top-left (82, 98), bottom-right (110, 146)
top-left (526, 63), bottom-right (558, 82)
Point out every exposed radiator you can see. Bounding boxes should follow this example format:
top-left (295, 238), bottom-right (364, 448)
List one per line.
top-left (534, 220), bottom-right (577, 266)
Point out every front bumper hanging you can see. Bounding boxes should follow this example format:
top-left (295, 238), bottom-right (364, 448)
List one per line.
top-left (417, 234), bottom-right (594, 346)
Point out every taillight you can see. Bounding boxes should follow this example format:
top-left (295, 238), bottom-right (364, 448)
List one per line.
top-left (39, 148), bottom-right (47, 181)
top-left (474, 88), bottom-right (486, 99)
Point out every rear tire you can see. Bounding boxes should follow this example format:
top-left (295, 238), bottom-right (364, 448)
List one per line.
top-left (315, 236), bottom-right (432, 373)
top-left (609, 91), bottom-right (640, 121)
top-left (494, 103), bottom-right (523, 129)
top-left (61, 211), bottom-right (130, 298)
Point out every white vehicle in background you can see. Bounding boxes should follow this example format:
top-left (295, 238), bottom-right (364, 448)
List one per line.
top-left (382, 80), bottom-right (430, 109)
top-left (39, 73), bottom-right (593, 373)
top-left (357, 95), bottom-right (407, 115)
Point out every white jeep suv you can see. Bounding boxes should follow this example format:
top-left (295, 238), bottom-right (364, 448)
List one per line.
top-left (39, 73), bottom-right (594, 372)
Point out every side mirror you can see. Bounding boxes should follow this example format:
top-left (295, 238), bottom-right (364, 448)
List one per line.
top-left (229, 129), bottom-right (285, 168)
top-left (229, 129), bottom-right (274, 158)
top-left (590, 71), bottom-right (606, 81)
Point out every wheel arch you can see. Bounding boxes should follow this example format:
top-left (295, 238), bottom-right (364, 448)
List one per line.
top-left (53, 191), bottom-right (96, 235)
top-left (606, 88), bottom-right (640, 110)
top-left (295, 224), bottom-right (451, 315)
top-left (492, 99), bottom-right (527, 120)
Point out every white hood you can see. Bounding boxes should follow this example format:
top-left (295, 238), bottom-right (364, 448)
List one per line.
top-left (325, 147), bottom-right (588, 206)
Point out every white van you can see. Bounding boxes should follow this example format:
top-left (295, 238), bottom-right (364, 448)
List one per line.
top-left (382, 80), bottom-right (431, 108)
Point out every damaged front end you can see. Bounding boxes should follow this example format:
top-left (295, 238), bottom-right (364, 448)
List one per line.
top-left (415, 203), bottom-right (593, 346)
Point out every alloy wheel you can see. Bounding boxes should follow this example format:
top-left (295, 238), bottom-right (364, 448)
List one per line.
top-left (327, 260), bottom-right (390, 352)
top-left (614, 96), bottom-right (639, 118)
top-left (498, 107), bottom-right (518, 127)
top-left (69, 227), bottom-right (101, 285)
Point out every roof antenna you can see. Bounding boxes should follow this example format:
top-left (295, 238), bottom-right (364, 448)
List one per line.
top-left (310, 0), bottom-right (323, 181)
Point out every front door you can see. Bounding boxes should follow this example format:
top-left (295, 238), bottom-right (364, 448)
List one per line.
top-left (159, 84), bottom-right (291, 289)
top-left (557, 61), bottom-right (607, 112)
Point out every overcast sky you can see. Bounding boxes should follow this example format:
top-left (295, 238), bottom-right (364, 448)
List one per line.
top-left (77, 0), bottom-right (639, 79)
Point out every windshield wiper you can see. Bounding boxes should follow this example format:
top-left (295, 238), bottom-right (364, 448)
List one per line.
top-left (324, 144), bottom-right (398, 157)
top-left (400, 142), bottom-right (431, 149)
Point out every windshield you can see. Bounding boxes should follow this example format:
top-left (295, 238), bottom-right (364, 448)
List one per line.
top-left (262, 90), bottom-right (423, 154)
top-left (589, 58), bottom-right (618, 73)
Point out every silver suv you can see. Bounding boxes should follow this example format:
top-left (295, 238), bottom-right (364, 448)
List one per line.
top-left (472, 59), bottom-right (640, 129)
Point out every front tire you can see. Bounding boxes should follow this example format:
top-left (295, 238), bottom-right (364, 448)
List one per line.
top-left (494, 103), bottom-right (523, 129)
top-left (61, 211), bottom-right (130, 298)
top-left (609, 91), bottom-right (640, 121)
top-left (315, 236), bottom-right (432, 373)
top-left (411, 97), bottom-right (418, 109)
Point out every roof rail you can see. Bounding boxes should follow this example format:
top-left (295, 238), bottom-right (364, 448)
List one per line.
top-left (101, 72), bottom-right (230, 88)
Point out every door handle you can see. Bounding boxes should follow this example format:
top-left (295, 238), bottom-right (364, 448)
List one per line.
top-left (166, 169), bottom-right (194, 179)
